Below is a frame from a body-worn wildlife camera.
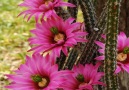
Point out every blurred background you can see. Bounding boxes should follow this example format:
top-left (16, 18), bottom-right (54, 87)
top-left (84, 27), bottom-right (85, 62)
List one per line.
top-left (0, 0), bottom-right (35, 89)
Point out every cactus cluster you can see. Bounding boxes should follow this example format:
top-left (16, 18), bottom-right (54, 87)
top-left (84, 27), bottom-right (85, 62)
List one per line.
top-left (6, 0), bottom-right (124, 89)
top-left (56, 0), bottom-right (122, 90)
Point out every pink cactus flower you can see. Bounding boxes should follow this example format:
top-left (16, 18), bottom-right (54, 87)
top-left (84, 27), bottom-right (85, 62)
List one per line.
top-left (5, 54), bottom-right (71, 90)
top-left (95, 32), bottom-right (129, 74)
top-left (18, 0), bottom-right (75, 21)
top-left (28, 16), bottom-right (88, 57)
top-left (60, 62), bottom-right (106, 90)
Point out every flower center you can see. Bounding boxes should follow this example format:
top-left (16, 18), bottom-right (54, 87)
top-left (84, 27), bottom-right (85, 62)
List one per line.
top-left (76, 74), bottom-right (85, 83)
top-left (31, 75), bottom-right (49, 88)
top-left (50, 27), bottom-right (59, 34)
top-left (44, 0), bottom-right (53, 5)
top-left (123, 47), bottom-right (129, 54)
top-left (76, 74), bottom-right (89, 89)
top-left (50, 27), bottom-right (65, 42)
top-left (54, 33), bottom-right (65, 42)
top-left (38, 78), bottom-right (48, 88)
top-left (32, 75), bottom-right (42, 82)
top-left (117, 53), bottom-right (127, 62)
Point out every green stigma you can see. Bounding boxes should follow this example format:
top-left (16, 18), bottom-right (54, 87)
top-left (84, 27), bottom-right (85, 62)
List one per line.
top-left (76, 74), bottom-right (85, 82)
top-left (31, 75), bottom-right (42, 82)
top-left (123, 47), bottom-right (129, 54)
top-left (50, 27), bottom-right (59, 34)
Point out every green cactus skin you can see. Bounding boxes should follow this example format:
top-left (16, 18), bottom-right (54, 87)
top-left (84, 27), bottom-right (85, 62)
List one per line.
top-left (55, 7), bottom-right (71, 20)
top-left (78, 0), bottom-right (96, 34)
top-left (68, 0), bottom-right (79, 19)
top-left (64, 1), bottom-right (109, 70)
top-left (62, 46), bottom-right (81, 70)
top-left (78, 1), bottom-right (108, 65)
top-left (64, 0), bottom-right (97, 69)
top-left (104, 0), bottom-right (121, 90)
top-left (56, 51), bottom-right (66, 70)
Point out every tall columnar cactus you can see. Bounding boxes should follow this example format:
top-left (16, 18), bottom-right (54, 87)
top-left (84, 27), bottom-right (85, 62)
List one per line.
top-left (64, 0), bottom-right (97, 67)
top-left (63, 48), bottom-right (79, 69)
top-left (68, 0), bottom-right (79, 19)
top-left (63, 0), bottom-right (97, 69)
top-left (65, 1), bottom-right (109, 68)
top-left (78, 1), bottom-right (108, 64)
top-left (60, 0), bottom-right (93, 70)
top-left (104, 0), bottom-right (121, 89)
top-left (78, 0), bottom-right (96, 34)
top-left (55, 7), bottom-right (71, 20)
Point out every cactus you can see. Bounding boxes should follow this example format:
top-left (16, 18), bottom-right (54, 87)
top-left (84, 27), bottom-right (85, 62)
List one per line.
top-left (104, 0), bottom-right (121, 89)
top-left (62, 0), bottom-right (96, 69)
top-left (63, 0), bottom-right (109, 69)
top-left (55, 7), bottom-right (71, 20)
top-left (78, 0), bottom-right (96, 34)
top-left (62, 48), bottom-right (79, 70)
top-left (55, 2), bottom-right (122, 90)
top-left (68, 0), bottom-right (79, 19)
top-left (78, 1), bottom-right (108, 64)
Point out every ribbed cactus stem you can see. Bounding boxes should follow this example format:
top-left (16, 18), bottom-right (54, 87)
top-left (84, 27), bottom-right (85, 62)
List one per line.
top-left (68, 0), bottom-right (78, 19)
top-left (78, 1), bottom-right (108, 64)
top-left (63, 0), bottom-right (96, 69)
top-left (104, 0), bottom-right (121, 90)
top-left (95, 1), bottom-right (109, 28)
top-left (62, 48), bottom-right (79, 70)
top-left (61, 0), bottom-right (95, 69)
top-left (78, 0), bottom-right (96, 34)
top-left (56, 51), bottom-right (66, 70)
top-left (55, 7), bottom-right (71, 20)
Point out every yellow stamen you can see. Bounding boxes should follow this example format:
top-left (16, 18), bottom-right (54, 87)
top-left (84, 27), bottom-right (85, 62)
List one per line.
top-left (54, 33), bottom-right (65, 42)
top-left (79, 82), bottom-right (88, 88)
top-left (44, 0), bottom-right (53, 5)
top-left (42, 50), bottom-right (52, 57)
top-left (38, 78), bottom-right (48, 88)
top-left (117, 53), bottom-right (127, 62)
top-left (80, 82), bottom-right (87, 85)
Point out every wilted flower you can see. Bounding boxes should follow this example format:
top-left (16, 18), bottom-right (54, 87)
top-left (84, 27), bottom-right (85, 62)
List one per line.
top-left (29, 16), bottom-right (87, 57)
top-left (95, 32), bottom-right (129, 74)
top-left (60, 62), bottom-right (105, 90)
top-left (5, 54), bottom-right (71, 90)
top-left (18, 0), bottom-right (75, 21)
